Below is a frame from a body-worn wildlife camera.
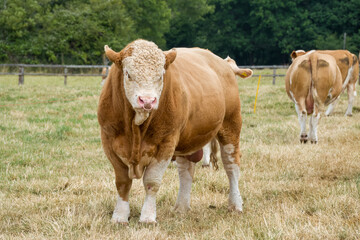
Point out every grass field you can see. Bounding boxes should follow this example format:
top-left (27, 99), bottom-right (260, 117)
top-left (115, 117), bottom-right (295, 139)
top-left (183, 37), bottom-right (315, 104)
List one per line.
top-left (1, 71), bottom-right (360, 239)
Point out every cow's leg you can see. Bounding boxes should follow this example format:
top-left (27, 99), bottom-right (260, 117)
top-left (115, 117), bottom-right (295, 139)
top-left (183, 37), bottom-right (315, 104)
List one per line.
top-left (112, 162), bottom-right (132, 224)
top-left (296, 103), bottom-right (308, 143)
top-left (345, 83), bottom-right (355, 116)
top-left (294, 103), bottom-right (300, 115)
top-left (219, 142), bottom-right (243, 212)
top-left (308, 109), bottom-right (320, 144)
top-left (217, 110), bottom-right (243, 213)
top-left (102, 138), bottom-right (132, 224)
top-left (174, 156), bottom-right (196, 212)
top-left (325, 99), bottom-right (339, 116)
top-left (139, 159), bottom-right (171, 223)
top-left (202, 142), bottom-right (211, 167)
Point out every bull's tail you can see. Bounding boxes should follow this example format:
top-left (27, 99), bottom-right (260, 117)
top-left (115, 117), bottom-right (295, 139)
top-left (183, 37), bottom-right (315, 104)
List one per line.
top-left (224, 56), bottom-right (253, 79)
top-left (209, 138), bottom-right (219, 170)
top-left (304, 53), bottom-right (316, 114)
top-left (309, 53), bottom-right (330, 112)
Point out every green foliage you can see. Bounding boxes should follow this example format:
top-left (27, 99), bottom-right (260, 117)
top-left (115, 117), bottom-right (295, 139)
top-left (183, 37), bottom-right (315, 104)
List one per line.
top-left (0, 0), bottom-right (359, 64)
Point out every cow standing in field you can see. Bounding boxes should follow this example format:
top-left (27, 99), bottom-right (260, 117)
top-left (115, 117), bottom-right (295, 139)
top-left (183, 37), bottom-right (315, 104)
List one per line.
top-left (97, 39), bottom-right (252, 224)
top-left (291, 50), bottom-right (359, 116)
top-left (285, 51), bottom-right (343, 143)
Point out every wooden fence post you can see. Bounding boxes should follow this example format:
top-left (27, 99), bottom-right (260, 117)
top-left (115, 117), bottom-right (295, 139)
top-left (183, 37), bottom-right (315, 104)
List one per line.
top-left (64, 67), bottom-right (68, 85)
top-left (272, 68), bottom-right (276, 85)
top-left (18, 66), bottom-right (24, 85)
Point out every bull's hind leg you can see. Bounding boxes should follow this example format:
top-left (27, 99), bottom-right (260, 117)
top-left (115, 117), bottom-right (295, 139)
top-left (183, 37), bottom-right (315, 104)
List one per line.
top-left (308, 106), bottom-right (320, 144)
top-left (295, 102), bottom-right (308, 143)
top-left (217, 112), bottom-right (243, 213)
top-left (345, 83), bottom-right (355, 116)
top-left (325, 99), bottom-right (339, 116)
top-left (202, 142), bottom-right (211, 167)
top-left (174, 157), bottom-right (196, 212)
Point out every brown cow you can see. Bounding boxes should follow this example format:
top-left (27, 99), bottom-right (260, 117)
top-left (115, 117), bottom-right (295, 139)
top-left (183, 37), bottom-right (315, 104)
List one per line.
top-left (285, 51), bottom-right (342, 143)
top-left (97, 39), bottom-right (252, 223)
top-left (291, 50), bottom-right (359, 116)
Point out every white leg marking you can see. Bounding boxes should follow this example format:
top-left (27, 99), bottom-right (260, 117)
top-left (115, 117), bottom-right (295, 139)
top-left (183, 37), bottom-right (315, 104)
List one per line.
top-left (294, 103), bottom-right (300, 115)
top-left (345, 84), bottom-right (355, 116)
top-left (111, 196), bottom-right (130, 224)
top-left (309, 113), bottom-right (320, 143)
top-left (298, 109), bottom-right (307, 142)
top-left (342, 66), bottom-right (354, 90)
top-left (326, 95), bottom-right (340, 116)
top-left (220, 145), bottom-right (243, 212)
top-left (174, 157), bottom-right (195, 212)
top-left (222, 144), bottom-right (235, 163)
top-left (139, 159), bottom-right (170, 223)
top-left (202, 142), bottom-right (211, 167)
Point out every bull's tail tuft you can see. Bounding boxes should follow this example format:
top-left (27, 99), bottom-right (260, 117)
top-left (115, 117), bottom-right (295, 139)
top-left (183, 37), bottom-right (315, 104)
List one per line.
top-left (210, 138), bottom-right (219, 170)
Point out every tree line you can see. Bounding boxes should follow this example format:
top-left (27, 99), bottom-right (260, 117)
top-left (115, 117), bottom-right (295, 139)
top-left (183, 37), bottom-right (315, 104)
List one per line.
top-left (1, 0), bottom-right (359, 65)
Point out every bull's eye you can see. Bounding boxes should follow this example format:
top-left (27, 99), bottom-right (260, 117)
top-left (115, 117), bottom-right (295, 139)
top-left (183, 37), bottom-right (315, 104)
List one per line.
top-left (124, 70), bottom-right (134, 82)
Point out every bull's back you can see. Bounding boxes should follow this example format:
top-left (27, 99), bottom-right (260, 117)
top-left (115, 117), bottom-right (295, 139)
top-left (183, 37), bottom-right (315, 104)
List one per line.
top-left (285, 55), bottom-right (311, 101)
top-left (317, 50), bottom-right (356, 83)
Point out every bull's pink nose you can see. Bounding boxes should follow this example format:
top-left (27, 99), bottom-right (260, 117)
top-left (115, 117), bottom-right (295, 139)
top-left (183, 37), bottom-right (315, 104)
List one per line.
top-left (138, 96), bottom-right (157, 110)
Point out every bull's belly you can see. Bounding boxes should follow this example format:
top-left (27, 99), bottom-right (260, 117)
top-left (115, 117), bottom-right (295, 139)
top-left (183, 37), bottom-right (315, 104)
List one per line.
top-left (175, 125), bottom-right (220, 155)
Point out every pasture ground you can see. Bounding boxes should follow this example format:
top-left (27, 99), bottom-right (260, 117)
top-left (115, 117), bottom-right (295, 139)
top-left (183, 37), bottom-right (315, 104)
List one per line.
top-left (1, 71), bottom-right (360, 239)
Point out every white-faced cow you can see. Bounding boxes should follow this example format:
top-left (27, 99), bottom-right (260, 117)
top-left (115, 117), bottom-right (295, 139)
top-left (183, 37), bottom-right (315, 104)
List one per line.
top-left (97, 39), bottom-right (252, 223)
top-left (291, 50), bottom-right (359, 116)
top-left (285, 51), bottom-right (343, 143)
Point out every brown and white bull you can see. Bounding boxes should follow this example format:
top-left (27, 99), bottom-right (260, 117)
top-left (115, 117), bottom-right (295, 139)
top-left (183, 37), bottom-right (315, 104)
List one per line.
top-left (285, 51), bottom-right (343, 143)
top-left (291, 50), bottom-right (359, 116)
top-left (97, 39), bottom-right (252, 223)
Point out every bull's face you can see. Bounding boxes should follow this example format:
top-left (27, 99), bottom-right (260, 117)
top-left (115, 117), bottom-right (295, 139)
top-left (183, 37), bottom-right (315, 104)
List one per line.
top-left (104, 40), bottom-right (176, 125)
top-left (121, 42), bottom-right (165, 112)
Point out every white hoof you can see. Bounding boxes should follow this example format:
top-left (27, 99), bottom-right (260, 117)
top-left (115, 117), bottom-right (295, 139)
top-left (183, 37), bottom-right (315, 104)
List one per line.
top-left (139, 217), bottom-right (157, 224)
top-left (174, 204), bottom-right (191, 213)
top-left (111, 213), bottom-right (129, 224)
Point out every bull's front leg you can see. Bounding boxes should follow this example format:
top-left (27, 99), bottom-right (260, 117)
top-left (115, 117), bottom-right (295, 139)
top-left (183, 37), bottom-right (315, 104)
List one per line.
top-left (112, 165), bottom-right (132, 224)
top-left (139, 158), bottom-right (171, 223)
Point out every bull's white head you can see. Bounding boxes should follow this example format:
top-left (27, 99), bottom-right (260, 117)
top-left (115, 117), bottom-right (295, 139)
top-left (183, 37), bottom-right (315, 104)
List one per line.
top-left (104, 40), bottom-right (176, 125)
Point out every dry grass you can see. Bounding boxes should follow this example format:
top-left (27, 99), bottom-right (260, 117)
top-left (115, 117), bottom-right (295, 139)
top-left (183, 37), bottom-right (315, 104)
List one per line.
top-left (1, 73), bottom-right (360, 239)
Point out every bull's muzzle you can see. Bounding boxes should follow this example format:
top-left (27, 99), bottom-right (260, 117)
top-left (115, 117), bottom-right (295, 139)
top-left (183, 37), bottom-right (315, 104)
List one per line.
top-left (138, 96), bottom-right (157, 111)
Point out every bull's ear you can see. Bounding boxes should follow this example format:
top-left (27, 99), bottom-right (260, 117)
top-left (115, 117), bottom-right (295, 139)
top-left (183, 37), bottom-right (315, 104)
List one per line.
top-left (164, 49), bottom-right (177, 69)
top-left (290, 50), bottom-right (297, 60)
top-left (237, 68), bottom-right (253, 79)
top-left (104, 45), bottom-right (122, 66)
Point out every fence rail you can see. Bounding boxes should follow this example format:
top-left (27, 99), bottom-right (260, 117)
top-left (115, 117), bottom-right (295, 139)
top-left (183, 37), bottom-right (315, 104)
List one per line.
top-left (1, 63), bottom-right (359, 85)
top-left (0, 64), bottom-right (110, 85)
